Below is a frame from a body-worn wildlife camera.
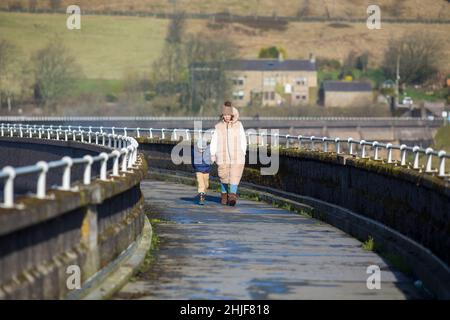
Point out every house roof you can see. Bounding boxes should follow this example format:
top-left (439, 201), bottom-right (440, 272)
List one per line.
top-left (227, 59), bottom-right (316, 71)
top-left (323, 81), bottom-right (372, 92)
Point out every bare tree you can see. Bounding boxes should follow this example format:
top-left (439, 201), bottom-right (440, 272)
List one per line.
top-left (153, 12), bottom-right (186, 83)
top-left (0, 40), bottom-right (28, 111)
top-left (33, 40), bottom-right (81, 108)
top-left (49, 0), bottom-right (61, 11)
top-left (28, 0), bottom-right (37, 11)
top-left (382, 31), bottom-right (444, 85)
top-left (184, 33), bottom-right (238, 114)
top-left (388, 1), bottom-right (405, 17)
top-left (297, 0), bottom-right (310, 18)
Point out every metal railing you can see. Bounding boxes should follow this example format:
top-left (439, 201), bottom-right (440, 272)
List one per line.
top-left (0, 123), bottom-right (139, 208)
top-left (0, 116), bottom-right (444, 122)
top-left (1, 123), bottom-right (448, 189)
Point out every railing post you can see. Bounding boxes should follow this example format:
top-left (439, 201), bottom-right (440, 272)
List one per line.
top-left (297, 135), bottom-right (302, 149)
top-left (425, 148), bottom-right (434, 172)
top-left (2, 166), bottom-right (16, 208)
top-left (322, 137), bottom-right (328, 152)
top-left (1, 123), bottom-right (4, 136)
top-left (438, 151), bottom-right (447, 177)
top-left (284, 135), bottom-right (290, 148)
top-left (121, 148), bottom-right (129, 172)
top-left (36, 161), bottom-right (49, 199)
top-left (413, 146), bottom-right (420, 169)
top-left (348, 138), bottom-right (353, 155)
top-left (149, 128), bottom-right (153, 139)
top-left (136, 128), bottom-right (140, 138)
top-left (83, 155), bottom-right (94, 184)
top-left (123, 127), bottom-right (127, 137)
top-left (173, 129), bottom-right (178, 141)
top-left (400, 144), bottom-right (407, 166)
top-left (112, 150), bottom-right (120, 176)
top-left (335, 138), bottom-right (341, 154)
top-left (372, 141), bottom-right (379, 160)
top-left (99, 152), bottom-right (109, 180)
top-left (127, 147), bottom-right (134, 169)
top-left (185, 129), bottom-right (190, 141)
top-left (161, 128), bottom-right (165, 140)
top-left (386, 143), bottom-right (393, 163)
top-left (61, 156), bottom-right (73, 190)
top-left (81, 130), bottom-right (85, 143)
top-left (95, 132), bottom-right (99, 144)
top-left (360, 140), bottom-right (367, 158)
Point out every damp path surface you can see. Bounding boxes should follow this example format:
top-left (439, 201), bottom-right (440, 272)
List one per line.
top-left (114, 179), bottom-right (423, 300)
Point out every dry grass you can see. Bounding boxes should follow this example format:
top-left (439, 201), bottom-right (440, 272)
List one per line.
top-left (1, 0), bottom-right (450, 20)
top-left (1, 10), bottom-right (449, 80)
top-left (188, 19), bottom-right (450, 71)
top-left (0, 12), bottom-right (167, 79)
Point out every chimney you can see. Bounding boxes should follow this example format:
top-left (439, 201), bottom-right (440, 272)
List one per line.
top-left (309, 53), bottom-right (316, 64)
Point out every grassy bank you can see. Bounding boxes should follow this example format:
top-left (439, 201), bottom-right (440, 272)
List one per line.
top-left (0, 12), bottom-right (167, 79)
top-left (1, 11), bottom-right (450, 81)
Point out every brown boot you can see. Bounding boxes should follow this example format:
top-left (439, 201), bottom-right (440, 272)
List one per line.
top-left (228, 193), bottom-right (238, 206)
top-left (221, 193), bottom-right (228, 205)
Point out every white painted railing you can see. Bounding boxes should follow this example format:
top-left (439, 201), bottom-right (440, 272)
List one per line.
top-left (0, 123), bottom-right (139, 208)
top-left (1, 123), bottom-right (448, 206)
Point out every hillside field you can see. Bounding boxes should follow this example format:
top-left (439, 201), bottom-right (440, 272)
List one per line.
top-left (1, 0), bottom-right (450, 20)
top-left (1, 11), bottom-right (449, 80)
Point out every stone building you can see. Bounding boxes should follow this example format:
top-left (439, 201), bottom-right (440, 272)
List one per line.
top-left (226, 55), bottom-right (318, 107)
top-left (321, 81), bottom-right (373, 108)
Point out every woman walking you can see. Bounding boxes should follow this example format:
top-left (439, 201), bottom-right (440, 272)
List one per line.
top-left (210, 101), bottom-right (247, 206)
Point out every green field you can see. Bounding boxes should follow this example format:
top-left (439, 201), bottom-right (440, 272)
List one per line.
top-left (0, 12), bottom-right (167, 79)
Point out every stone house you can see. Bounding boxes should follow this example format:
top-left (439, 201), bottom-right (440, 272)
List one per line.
top-left (226, 56), bottom-right (318, 107)
top-left (321, 81), bottom-right (373, 107)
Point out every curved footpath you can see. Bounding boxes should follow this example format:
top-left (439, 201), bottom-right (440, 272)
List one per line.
top-left (114, 180), bottom-right (424, 300)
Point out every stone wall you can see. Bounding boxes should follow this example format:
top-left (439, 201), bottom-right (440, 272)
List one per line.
top-left (0, 138), bottom-right (148, 299)
top-left (137, 138), bottom-right (450, 297)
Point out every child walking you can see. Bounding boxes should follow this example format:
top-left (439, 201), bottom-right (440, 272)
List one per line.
top-left (192, 138), bottom-right (212, 205)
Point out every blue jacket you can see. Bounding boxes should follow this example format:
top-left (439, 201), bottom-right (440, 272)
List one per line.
top-left (192, 145), bottom-right (211, 173)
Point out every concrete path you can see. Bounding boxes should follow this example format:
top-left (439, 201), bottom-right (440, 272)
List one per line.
top-left (114, 180), bottom-right (423, 300)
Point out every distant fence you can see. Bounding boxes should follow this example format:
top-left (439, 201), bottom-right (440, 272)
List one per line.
top-left (1, 8), bottom-right (450, 24)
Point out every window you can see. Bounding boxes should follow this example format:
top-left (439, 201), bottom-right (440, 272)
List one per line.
top-left (263, 77), bottom-right (276, 86)
top-left (295, 77), bottom-right (307, 86)
top-left (232, 77), bottom-right (245, 86)
top-left (233, 91), bottom-right (244, 100)
top-left (284, 84), bottom-right (292, 94)
top-left (263, 92), bottom-right (275, 101)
